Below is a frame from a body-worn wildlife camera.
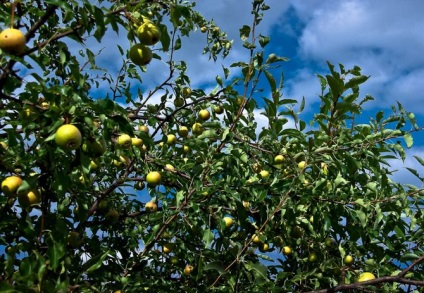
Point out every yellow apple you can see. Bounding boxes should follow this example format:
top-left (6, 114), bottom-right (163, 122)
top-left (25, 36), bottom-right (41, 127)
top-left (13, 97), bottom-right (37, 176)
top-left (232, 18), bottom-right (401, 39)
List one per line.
top-left (183, 265), bottom-right (194, 275)
top-left (274, 155), bottom-right (284, 164)
top-left (0, 28), bottom-right (26, 54)
top-left (200, 26), bottom-right (207, 33)
top-left (55, 124), bottom-right (82, 150)
top-left (167, 134), bottom-right (177, 145)
top-left (181, 87), bottom-right (191, 97)
top-left (117, 134), bottom-right (132, 148)
top-left (163, 243), bottom-right (174, 254)
top-left (113, 155), bottom-right (130, 167)
top-left (259, 170), bottom-right (270, 179)
top-left (223, 216), bottom-right (234, 228)
top-left (18, 190), bottom-right (41, 208)
top-left (358, 272), bottom-right (376, 282)
top-left (1, 176), bottom-right (23, 197)
top-left (131, 137), bottom-right (143, 147)
top-left (344, 255), bottom-right (354, 265)
top-left (298, 161), bottom-right (306, 170)
top-left (282, 246), bottom-right (292, 255)
top-left (251, 234), bottom-right (262, 244)
top-left (145, 201), bottom-right (158, 212)
top-left (146, 171), bottom-right (161, 187)
top-left (260, 243), bottom-right (270, 252)
top-left (164, 164), bottom-right (175, 172)
top-left (129, 44), bottom-right (153, 66)
top-left (139, 125), bottom-right (150, 134)
top-left (242, 201), bottom-right (250, 210)
top-left (198, 109), bottom-right (210, 121)
top-left (137, 22), bottom-right (161, 45)
top-left (183, 145), bottom-right (190, 153)
top-left (178, 126), bottom-right (189, 138)
top-left (192, 123), bottom-right (204, 135)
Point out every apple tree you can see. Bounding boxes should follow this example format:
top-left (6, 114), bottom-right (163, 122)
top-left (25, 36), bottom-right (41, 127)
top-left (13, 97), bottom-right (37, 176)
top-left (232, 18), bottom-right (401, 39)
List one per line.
top-left (1, 0), bottom-right (424, 292)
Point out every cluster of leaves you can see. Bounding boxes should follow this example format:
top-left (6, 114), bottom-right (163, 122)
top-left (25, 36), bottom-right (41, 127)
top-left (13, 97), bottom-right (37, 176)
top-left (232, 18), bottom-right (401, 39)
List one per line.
top-left (0, 0), bottom-right (424, 292)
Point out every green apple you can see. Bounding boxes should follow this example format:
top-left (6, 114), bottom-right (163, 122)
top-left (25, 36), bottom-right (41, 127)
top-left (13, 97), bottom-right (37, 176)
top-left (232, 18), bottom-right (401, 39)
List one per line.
top-left (129, 44), bottom-right (153, 65)
top-left (18, 190), bottom-right (41, 208)
top-left (192, 123), bottom-right (204, 135)
top-left (181, 87), bottom-right (191, 97)
top-left (213, 105), bottom-right (223, 114)
top-left (344, 255), bottom-right (354, 265)
top-left (55, 124), bottom-right (82, 150)
top-left (174, 97), bottom-right (184, 107)
top-left (274, 155), bottom-right (284, 164)
top-left (137, 22), bottom-right (161, 45)
top-left (167, 134), bottom-right (177, 145)
top-left (259, 170), bottom-right (270, 179)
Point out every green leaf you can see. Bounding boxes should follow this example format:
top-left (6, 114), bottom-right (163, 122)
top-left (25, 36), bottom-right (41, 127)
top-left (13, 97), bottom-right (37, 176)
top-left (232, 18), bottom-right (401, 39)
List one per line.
top-left (83, 251), bottom-right (109, 273)
top-left (203, 261), bottom-right (226, 274)
top-left (47, 234), bottom-right (65, 270)
top-left (344, 75), bottom-right (369, 89)
top-left (239, 25), bottom-right (251, 41)
top-left (202, 229), bottom-right (214, 248)
top-left (403, 133), bottom-right (413, 148)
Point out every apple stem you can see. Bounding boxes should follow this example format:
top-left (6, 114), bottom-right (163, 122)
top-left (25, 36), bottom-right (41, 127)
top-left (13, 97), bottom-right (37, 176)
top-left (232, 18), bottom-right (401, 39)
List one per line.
top-left (10, 1), bottom-right (16, 28)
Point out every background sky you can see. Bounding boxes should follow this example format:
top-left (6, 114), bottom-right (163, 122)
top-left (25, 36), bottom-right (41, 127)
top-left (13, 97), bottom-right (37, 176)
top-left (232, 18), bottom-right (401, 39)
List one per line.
top-left (184, 0), bottom-right (424, 186)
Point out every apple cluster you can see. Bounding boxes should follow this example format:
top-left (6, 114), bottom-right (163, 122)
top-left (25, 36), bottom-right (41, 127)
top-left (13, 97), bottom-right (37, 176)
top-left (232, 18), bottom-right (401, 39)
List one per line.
top-left (128, 17), bottom-right (161, 66)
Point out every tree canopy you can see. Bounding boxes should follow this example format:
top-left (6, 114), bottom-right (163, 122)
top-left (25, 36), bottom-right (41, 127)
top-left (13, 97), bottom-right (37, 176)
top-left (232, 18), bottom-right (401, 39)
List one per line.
top-left (1, 1), bottom-right (424, 292)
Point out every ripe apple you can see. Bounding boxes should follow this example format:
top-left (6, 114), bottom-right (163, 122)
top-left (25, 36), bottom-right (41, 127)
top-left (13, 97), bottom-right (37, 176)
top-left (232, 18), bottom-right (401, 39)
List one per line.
top-left (259, 170), bottom-right (270, 179)
top-left (145, 201), bottom-right (158, 212)
top-left (174, 97), bottom-right (185, 107)
top-left (183, 265), bottom-right (194, 275)
top-left (55, 124), bottom-right (82, 150)
top-left (260, 243), bottom-right (270, 252)
top-left (105, 209), bottom-right (119, 223)
top-left (192, 123), bottom-right (204, 135)
top-left (163, 243), bottom-right (174, 254)
top-left (129, 44), bottom-right (152, 66)
top-left (344, 255), bottom-right (354, 265)
top-left (181, 87), bottom-right (191, 97)
top-left (223, 216), bottom-right (234, 228)
top-left (282, 246), bottom-right (292, 255)
top-left (131, 137), bottom-right (143, 147)
top-left (117, 134), bottom-right (132, 148)
top-left (67, 231), bottom-right (83, 248)
top-left (137, 22), bottom-right (161, 45)
top-left (298, 161), bottom-right (306, 170)
top-left (146, 171), bottom-right (161, 187)
top-left (1, 176), bottom-right (23, 197)
top-left (251, 234), bottom-right (262, 244)
top-left (139, 125), bottom-right (150, 134)
top-left (198, 109), bottom-right (211, 121)
top-left (167, 134), bottom-right (177, 145)
top-left (18, 190), bottom-right (41, 208)
top-left (358, 272), bottom-right (376, 282)
top-left (0, 28), bottom-right (26, 54)
top-left (274, 155), bottom-right (284, 164)
top-left (200, 26), bottom-right (207, 33)
top-left (164, 164), bottom-right (175, 172)
top-left (178, 126), bottom-right (189, 138)
top-left (213, 105), bottom-right (223, 114)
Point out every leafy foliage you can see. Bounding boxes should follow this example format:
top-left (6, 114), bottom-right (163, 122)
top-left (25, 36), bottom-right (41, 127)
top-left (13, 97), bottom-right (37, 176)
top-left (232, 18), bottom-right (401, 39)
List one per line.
top-left (0, 0), bottom-right (423, 292)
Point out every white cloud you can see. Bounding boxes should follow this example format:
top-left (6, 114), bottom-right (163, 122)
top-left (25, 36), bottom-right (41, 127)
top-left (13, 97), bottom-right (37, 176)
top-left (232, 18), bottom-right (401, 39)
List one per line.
top-left (283, 0), bottom-right (424, 112)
